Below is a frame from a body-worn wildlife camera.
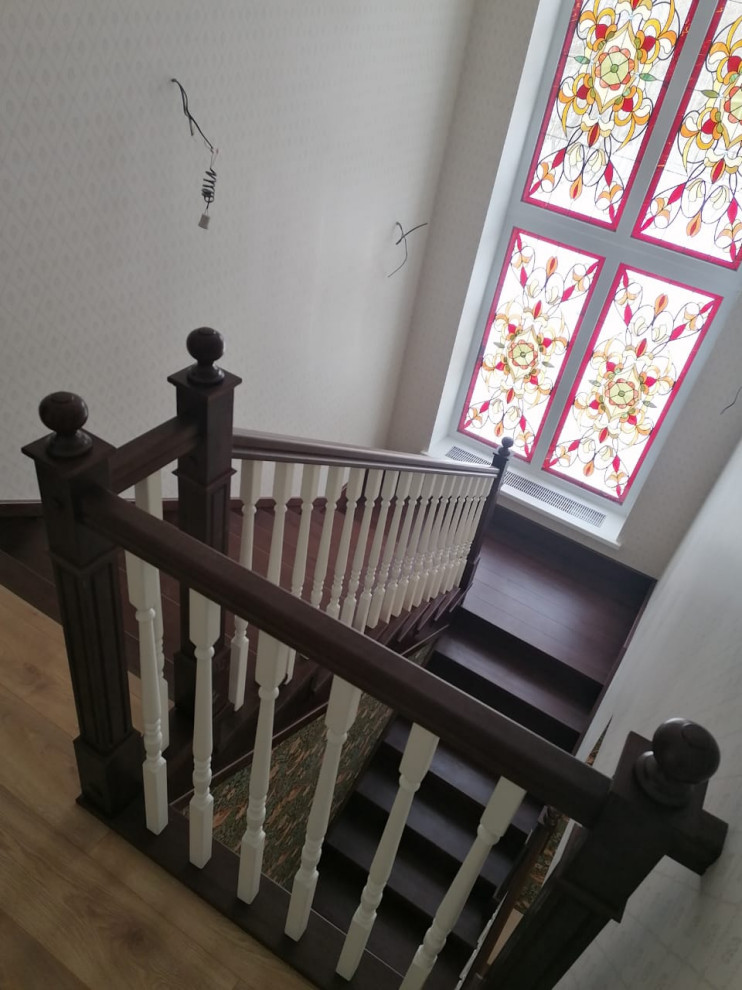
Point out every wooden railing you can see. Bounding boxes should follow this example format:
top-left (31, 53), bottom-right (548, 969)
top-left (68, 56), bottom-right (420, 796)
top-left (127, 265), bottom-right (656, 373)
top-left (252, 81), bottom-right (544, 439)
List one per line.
top-left (23, 329), bottom-right (727, 990)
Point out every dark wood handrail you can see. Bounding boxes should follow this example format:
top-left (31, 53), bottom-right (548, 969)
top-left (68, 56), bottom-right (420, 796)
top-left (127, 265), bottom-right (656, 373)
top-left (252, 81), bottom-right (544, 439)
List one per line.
top-left (81, 485), bottom-right (611, 826)
top-left (233, 428), bottom-right (498, 476)
top-left (110, 417), bottom-right (200, 492)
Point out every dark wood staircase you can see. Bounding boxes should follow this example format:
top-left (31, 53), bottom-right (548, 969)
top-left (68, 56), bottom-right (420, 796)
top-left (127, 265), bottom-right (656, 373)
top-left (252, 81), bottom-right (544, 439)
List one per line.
top-left (0, 499), bottom-right (654, 988)
top-left (311, 506), bottom-right (654, 987)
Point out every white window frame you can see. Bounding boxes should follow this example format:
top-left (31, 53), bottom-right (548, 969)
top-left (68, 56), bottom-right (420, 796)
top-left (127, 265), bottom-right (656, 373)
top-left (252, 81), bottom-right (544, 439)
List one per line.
top-left (432, 0), bottom-right (741, 545)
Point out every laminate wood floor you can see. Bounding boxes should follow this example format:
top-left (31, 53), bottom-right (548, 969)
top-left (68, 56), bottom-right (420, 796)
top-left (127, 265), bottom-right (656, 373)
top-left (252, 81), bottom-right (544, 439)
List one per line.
top-left (0, 583), bottom-right (315, 990)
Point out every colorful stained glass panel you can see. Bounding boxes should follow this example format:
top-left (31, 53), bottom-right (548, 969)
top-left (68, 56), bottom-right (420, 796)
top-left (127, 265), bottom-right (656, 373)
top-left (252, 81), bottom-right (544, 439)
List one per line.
top-left (525, 0), bottom-right (697, 227)
top-left (459, 229), bottom-right (603, 459)
top-left (544, 266), bottom-right (721, 500)
top-left (635, 1), bottom-right (742, 266)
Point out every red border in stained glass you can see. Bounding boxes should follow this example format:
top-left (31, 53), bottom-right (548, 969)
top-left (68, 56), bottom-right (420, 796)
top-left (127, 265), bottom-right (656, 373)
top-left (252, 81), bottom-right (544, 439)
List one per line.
top-left (523, 0), bottom-right (701, 230)
top-left (457, 227), bottom-right (604, 460)
top-left (542, 264), bottom-right (723, 502)
top-left (632, 1), bottom-right (742, 268)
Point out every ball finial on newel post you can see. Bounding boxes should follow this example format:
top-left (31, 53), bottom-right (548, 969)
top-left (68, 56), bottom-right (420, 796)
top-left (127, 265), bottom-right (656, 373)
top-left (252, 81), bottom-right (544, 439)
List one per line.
top-left (635, 718), bottom-right (721, 807)
top-left (38, 392), bottom-right (93, 459)
top-left (186, 327), bottom-right (225, 386)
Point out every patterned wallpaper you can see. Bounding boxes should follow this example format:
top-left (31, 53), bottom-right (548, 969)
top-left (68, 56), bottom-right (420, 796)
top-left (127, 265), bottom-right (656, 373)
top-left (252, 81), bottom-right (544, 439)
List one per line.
top-left (558, 436), bottom-right (742, 989)
top-left (1, 0), bottom-right (473, 501)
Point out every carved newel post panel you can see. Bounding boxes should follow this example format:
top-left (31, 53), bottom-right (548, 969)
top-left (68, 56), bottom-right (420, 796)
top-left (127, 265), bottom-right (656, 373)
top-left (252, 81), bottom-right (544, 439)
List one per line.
top-left (483, 718), bottom-right (727, 990)
top-left (168, 328), bottom-right (241, 715)
top-left (23, 393), bottom-right (143, 816)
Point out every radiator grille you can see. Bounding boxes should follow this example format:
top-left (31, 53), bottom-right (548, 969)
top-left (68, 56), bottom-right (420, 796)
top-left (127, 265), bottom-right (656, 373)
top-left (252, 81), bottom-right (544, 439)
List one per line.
top-left (445, 446), bottom-right (607, 528)
top-left (503, 473), bottom-right (607, 528)
top-left (445, 445), bottom-right (490, 465)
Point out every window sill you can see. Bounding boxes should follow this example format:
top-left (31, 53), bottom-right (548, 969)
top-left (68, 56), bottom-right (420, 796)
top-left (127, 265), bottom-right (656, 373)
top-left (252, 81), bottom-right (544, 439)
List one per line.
top-left (426, 435), bottom-right (626, 549)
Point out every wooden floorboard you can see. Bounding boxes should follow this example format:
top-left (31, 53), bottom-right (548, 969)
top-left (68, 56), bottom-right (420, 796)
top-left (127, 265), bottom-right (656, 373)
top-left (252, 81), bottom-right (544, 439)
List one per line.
top-left (0, 585), bottom-right (315, 990)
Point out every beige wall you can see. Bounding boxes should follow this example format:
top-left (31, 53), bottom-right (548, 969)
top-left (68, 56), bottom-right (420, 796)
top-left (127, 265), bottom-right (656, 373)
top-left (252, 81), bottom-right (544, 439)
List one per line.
top-left (556, 436), bottom-right (742, 989)
top-left (3, 0), bottom-right (474, 499)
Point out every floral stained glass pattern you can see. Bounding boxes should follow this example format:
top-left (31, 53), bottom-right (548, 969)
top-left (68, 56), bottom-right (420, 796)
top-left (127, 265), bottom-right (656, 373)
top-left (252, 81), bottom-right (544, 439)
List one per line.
top-left (525, 0), bottom-right (697, 226)
top-left (636, 1), bottom-right (742, 266)
top-left (544, 267), bottom-right (721, 500)
top-left (459, 229), bottom-right (603, 459)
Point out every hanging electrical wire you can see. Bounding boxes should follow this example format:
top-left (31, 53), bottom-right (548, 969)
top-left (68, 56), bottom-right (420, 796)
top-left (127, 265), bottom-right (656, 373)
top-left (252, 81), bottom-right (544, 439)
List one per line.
top-left (171, 78), bottom-right (219, 229)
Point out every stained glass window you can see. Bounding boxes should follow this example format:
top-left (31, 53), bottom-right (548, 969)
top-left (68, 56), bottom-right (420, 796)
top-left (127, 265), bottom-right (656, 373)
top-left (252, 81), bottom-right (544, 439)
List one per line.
top-left (635, 1), bottom-right (742, 266)
top-left (459, 229), bottom-right (603, 459)
top-left (543, 266), bottom-right (721, 500)
top-left (525, 0), bottom-right (697, 227)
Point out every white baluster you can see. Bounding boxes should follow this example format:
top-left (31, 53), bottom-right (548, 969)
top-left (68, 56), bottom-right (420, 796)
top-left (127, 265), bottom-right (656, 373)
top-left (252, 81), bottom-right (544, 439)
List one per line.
top-left (450, 477), bottom-right (486, 588)
top-left (418, 475), bottom-right (457, 604)
top-left (285, 677), bottom-right (361, 940)
top-left (440, 476), bottom-right (477, 595)
top-left (356, 470), bottom-right (399, 632)
top-left (393, 473), bottom-right (435, 617)
top-left (455, 477), bottom-right (493, 586)
top-left (310, 466), bottom-right (345, 609)
top-left (124, 551), bottom-right (168, 834)
top-left (336, 724), bottom-right (438, 979)
top-left (285, 463), bottom-right (322, 681)
top-left (134, 472), bottom-right (169, 750)
top-left (188, 591), bottom-right (221, 868)
top-left (383, 472), bottom-right (424, 622)
top-left (406, 474), bottom-right (446, 610)
top-left (400, 777), bottom-right (526, 990)
top-left (267, 461), bottom-right (293, 585)
top-left (340, 469), bottom-right (383, 627)
top-left (229, 460), bottom-right (264, 709)
top-left (428, 476), bottom-right (466, 600)
top-left (237, 632), bottom-right (288, 903)
top-left (368, 471), bottom-right (411, 629)
top-left (326, 468), bottom-right (365, 620)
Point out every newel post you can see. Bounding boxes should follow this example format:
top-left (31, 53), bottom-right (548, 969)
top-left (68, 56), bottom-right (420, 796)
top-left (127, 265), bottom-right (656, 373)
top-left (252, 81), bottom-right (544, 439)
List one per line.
top-left (482, 718), bottom-right (728, 990)
top-left (169, 329), bottom-right (241, 715)
top-left (460, 437), bottom-right (513, 591)
top-left (23, 393), bottom-right (144, 816)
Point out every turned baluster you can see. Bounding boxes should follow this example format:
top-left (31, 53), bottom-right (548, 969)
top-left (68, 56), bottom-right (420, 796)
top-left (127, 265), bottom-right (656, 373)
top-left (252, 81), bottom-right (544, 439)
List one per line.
top-left (188, 591), bottom-right (220, 867)
top-left (406, 474), bottom-right (446, 610)
top-left (124, 551), bottom-right (168, 834)
top-left (285, 462), bottom-right (322, 680)
top-left (285, 677), bottom-right (361, 939)
top-left (401, 777), bottom-right (526, 989)
top-left (356, 469), bottom-right (399, 631)
top-left (336, 724), bottom-right (439, 978)
top-left (436, 474), bottom-right (474, 597)
top-left (229, 459), bottom-right (264, 709)
top-left (382, 472), bottom-right (424, 622)
top-left (237, 632), bottom-right (288, 902)
top-left (393, 473), bottom-right (434, 617)
top-left (368, 471), bottom-right (412, 629)
top-left (419, 474), bottom-right (458, 604)
top-left (340, 469), bottom-right (383, 626)
top-left (326, 468), bottom-right (365, 620)
top-left (133, 471), bottom-right (169, 749)
top-left (310, 466), bottom-right (345, 610)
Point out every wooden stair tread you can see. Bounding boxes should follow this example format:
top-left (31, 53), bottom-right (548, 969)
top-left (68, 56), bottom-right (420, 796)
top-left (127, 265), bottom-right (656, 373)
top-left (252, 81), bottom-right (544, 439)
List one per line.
top-left (325, 808), bottom-right (492, 948)
top-left (354, 766), bottom-right (517, 890)
top-left (379, 717), bottom-right (542, 836)
top-left (433, 624), bottom-right (596, 735)
top-left (313, 846), bottom-right (468, 988)
top-left (459, 587), bottom-right (615, 685)
top-left (381, 719), bottom-right (542, 830)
